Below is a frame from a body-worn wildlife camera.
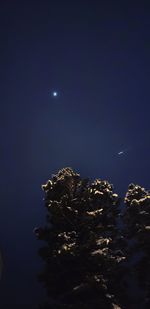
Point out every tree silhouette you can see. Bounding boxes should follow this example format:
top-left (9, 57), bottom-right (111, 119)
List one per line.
top-left (34, 167), bottom-right (150, 309)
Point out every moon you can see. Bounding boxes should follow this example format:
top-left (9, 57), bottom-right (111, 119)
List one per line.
top-left (52, 91), bottom-right (58, 97)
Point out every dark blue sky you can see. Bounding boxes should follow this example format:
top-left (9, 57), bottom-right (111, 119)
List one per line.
top-left (0, 1), bottom-right (150, 307)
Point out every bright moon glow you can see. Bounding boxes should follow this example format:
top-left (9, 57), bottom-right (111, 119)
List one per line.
top-left (118, 151), bottom-right (124, 155)
top-left (53, 91), bottom-right (58, 97)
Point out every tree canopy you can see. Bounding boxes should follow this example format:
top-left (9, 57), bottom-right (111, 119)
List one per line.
top-left (34, 167), bottom-right (150, 309)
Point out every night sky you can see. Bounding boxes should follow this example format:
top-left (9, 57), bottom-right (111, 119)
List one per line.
top-left (0, 1), bottom-right (150, 307)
